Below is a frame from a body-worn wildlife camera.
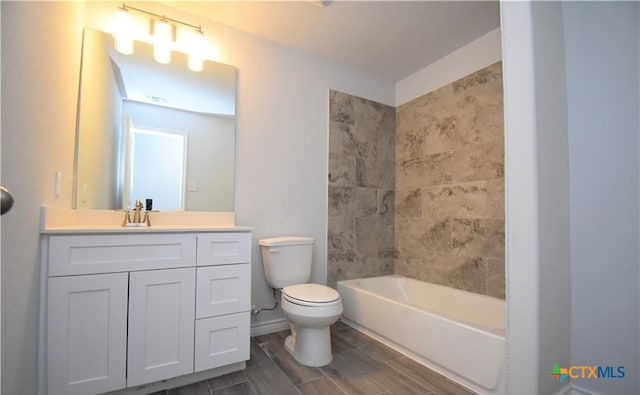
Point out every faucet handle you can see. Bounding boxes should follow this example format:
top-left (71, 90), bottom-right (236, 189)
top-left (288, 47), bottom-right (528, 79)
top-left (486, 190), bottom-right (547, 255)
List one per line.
top-left (143, 211), bottom-right (151, 227)
top-left (121, 210), bottom-right (131, 226)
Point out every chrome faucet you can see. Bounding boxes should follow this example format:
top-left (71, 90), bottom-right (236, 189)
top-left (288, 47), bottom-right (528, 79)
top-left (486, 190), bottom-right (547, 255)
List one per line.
top-left (122, 199), bottom-right (151, 227)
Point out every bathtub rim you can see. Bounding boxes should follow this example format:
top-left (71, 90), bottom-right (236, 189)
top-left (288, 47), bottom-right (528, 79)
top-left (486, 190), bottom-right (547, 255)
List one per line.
top-left (337, 274), bottom-right (506, 338)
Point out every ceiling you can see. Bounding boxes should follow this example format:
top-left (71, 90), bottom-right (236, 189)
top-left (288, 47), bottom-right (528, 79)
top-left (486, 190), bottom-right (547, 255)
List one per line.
top-left (166, 0), bottom-right (501, 81)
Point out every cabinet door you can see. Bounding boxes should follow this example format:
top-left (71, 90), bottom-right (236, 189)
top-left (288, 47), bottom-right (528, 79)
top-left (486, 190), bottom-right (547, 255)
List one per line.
top-left (47, 273), bottom-right (128, 395)
top-left (196, 263), bottom-right (251, 318)
top-left (127, 268), bottom-right (196, 387)
top-left (194, 312), bottom-right (250, 372)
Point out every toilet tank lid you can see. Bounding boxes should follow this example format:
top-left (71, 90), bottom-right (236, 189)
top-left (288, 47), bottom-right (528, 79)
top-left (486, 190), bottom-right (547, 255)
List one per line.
top-left (259, 236), bottom-right (314, 246)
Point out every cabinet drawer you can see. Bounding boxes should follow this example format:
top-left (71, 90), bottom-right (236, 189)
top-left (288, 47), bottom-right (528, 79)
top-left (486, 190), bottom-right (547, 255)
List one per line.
top-left (197, 233), bottom-right (251, 266)
top-left (196, 264), bottom-right (250, 318)
top-left (48, 234), bottom-right (196, 276)
top-left (194, 312), bottom-right (250, 372)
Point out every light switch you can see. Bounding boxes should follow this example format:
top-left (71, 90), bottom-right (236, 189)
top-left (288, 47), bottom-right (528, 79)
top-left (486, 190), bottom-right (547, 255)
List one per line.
top-left (187, 182), bottom-right (199, 192)
top-left (54, 171), bottom-right (62, 197)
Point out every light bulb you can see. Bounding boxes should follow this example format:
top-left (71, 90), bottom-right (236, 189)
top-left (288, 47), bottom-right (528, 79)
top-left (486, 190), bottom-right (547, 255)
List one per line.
top-left (153, 19), bottom-right (172, 64)
top-left (113, 8), bottom-right (134, 55)
top-left (187, 30), bottom-right (206, 72)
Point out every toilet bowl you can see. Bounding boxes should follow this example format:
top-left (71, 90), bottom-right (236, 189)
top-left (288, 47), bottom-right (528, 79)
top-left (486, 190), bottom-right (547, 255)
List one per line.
top-left (259, 236), bottom-right (343, 367)
top-left (280, 283), bottom-right (343, 366)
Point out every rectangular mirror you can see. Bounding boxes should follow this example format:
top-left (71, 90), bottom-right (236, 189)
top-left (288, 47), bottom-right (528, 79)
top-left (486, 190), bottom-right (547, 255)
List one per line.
top-left (74, 28), bottom-right (236, 211)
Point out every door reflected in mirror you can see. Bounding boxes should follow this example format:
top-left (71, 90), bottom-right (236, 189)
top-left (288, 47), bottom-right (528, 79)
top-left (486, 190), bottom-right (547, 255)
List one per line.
top-left (74, 28), bottom-right (236, 212)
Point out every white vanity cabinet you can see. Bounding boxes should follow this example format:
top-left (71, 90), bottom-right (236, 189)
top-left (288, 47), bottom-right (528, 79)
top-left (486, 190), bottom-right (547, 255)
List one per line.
top-left (41, 230), bottom-right (251, 395)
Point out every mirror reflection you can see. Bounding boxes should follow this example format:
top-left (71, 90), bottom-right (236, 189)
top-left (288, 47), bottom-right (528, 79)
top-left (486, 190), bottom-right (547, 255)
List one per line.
top-left (74, 28), bottom-right (236, 212)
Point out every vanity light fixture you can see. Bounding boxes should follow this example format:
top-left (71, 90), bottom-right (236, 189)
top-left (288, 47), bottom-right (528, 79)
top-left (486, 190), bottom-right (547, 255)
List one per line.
top-left (152, 18), bottom-right (173, 64)
top-left (187, 28), bottom-right (206, 72)
top-left (113, 6), bottom-right (134, 55)
top-left (113, 3), bottom-right (207, 71)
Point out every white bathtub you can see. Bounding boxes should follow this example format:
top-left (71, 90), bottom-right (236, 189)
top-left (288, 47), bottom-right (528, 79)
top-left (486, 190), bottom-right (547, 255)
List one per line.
top-left (337, 275), bottom-right (506, 395)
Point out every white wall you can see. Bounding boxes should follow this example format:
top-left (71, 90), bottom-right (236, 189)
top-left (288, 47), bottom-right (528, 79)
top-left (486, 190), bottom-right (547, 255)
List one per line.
top-left (564, 2), bottom-right (639, 394)
top-left (530, 3), bottom-right (572, 395)
top-left (500, 2), bottom-right (544, 392)
top-left (1, 3), bottom-right (85, 395)
top-left (123, 100), bottom-right (236, 212)
top-left (395, 28), bottom-right (502, 106)
top-left (137, 2), bottom-right (396, 328)
top-left (502, 1), bottom-right (640, 394)
top-left (501, 1), bottom-right (575, 393)
top-left (76, 28), bottom-right (121, 210)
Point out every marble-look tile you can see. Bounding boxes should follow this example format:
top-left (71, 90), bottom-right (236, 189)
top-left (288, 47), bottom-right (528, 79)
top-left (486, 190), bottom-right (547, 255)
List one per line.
top-left (395, 127), bottom-right (424, 166)
top-left (395, 218), bottom-right (452, 255)
top-left (327, 216), bottom-right (354, 251)
top-left (423, 181), bottom-right (491, 219)
top-left (353, 95), bottom-right (396, 136)
top-left (429, 255), bottom-right (488, 294)
top-left (397, 150), bottom-right (454, 189)
top-left (487, 257), bottom-right (506, 299)
top-left (451, 141), bottom-right (504, 183)
top-left (355, 217), bottom-right (393, 252)
top-left (356, 155), bottom-right (395, 189)
top-left (329, 90), bottom-right (354, 125)
top-left (360, 251), bottom-right (395, 278)
top-left (328, 248), bottom-right (394, 289)
top-left (487, 178), bottom-right (505, 219)
top-left (378, 189), bottom-right (394, 226)
top-left (327, 249), bottom-right (357, 288)
top-left (394, 251), bottom-right (448, 283)
top-left (329, 122), bottom-right (361, 158)
top-left (328, 153), bottom-right (356, 186)
top-left (450, 218), bottom-right (504, 259)
top-left (395, 189), bottom-right (422, 219)
top-left (452, 62), bottom-right (502, 93)
top-left (328, 186), bottom-right (377, 218)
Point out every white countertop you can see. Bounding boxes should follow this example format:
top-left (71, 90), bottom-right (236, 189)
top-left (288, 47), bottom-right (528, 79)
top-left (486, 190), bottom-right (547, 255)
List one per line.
top-left (40, 206), bottom-right (253, 234)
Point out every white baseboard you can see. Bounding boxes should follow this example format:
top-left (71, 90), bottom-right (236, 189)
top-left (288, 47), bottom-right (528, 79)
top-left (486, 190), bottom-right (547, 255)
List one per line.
top-left (250, 318), bottom-right (289, 337)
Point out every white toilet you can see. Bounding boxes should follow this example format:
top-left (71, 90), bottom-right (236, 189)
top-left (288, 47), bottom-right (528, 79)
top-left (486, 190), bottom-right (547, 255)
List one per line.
top-left (259, 236), bottom-right (343, 367)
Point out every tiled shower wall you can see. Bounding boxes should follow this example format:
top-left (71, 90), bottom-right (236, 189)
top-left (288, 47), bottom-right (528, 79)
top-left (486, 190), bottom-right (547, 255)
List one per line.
top-left (327, 90), bottom-right (396, 288)
top-left (328, 61), bottom-right (504, 298)
top-left (395, 62), bottom-right (505, 298)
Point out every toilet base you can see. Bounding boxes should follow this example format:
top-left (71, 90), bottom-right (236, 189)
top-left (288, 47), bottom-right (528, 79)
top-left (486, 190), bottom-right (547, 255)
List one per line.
top-left (284, 326), bottom-right (333, 367)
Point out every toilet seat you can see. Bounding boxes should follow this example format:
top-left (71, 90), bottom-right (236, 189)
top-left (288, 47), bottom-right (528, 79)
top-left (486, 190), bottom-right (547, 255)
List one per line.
top-left (283, 284), bottom-right (341, 307)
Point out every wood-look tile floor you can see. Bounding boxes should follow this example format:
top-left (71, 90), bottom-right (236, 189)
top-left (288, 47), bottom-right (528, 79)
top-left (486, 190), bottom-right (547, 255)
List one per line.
top-left (155, 321), bottom-right (476, 395)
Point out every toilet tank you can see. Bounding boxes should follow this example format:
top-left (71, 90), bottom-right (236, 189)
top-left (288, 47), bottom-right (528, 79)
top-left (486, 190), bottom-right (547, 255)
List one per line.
top-left (259, 237), bottom-right (314, 289)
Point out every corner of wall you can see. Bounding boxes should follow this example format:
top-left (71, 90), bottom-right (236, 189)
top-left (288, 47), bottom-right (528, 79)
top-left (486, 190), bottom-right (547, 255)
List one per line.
top-left (395, 27), bottom-right (502, 106)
